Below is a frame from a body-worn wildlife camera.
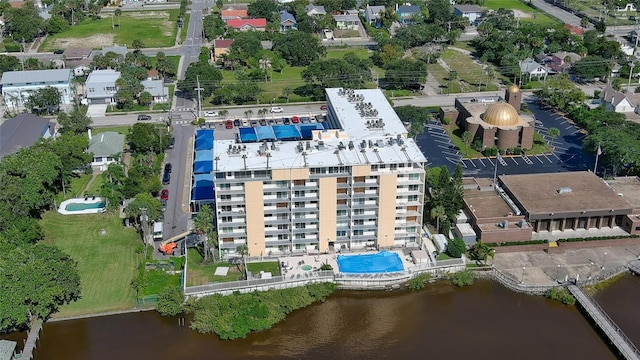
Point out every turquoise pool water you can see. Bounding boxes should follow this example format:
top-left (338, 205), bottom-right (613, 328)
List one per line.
top-left (301, 265), bottom-right (313, 271)
top-left (337, 251), bottom-right (404, 273)
top-left (65, 202), bottom-right (106, 211)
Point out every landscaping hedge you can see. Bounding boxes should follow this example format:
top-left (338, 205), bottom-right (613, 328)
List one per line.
top-left (557, 235), bottom-right (639, 243)
top-left (484, 239), bottom-right (548, 247)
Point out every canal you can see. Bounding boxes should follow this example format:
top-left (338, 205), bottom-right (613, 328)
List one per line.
top-left (23, 279), bottom-right (622, 360)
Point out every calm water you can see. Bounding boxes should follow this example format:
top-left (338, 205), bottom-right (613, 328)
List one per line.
top-left (30, 280), bottom-right (619, 360)
top-left (595, 274), bottom-right (640, 349)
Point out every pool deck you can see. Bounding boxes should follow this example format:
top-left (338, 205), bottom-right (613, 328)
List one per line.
top-left (276, 250), bottom-right (417, 280)
top-left (57, 197), bottom-right (106, 215)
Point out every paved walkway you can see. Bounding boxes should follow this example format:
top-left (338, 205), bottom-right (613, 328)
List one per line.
top-left (493, 244), bottom-right (640, 286)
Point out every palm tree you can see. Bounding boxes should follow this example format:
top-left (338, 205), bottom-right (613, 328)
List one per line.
top-left (132, 39), bottom-right (144, 52)
top-left (282, 87), bottom-right (292, 103)
top-left (461, 131), bottom-right (473, 157)
top-left (218, 109), bottom-right (228, 119)
top-left (194, 204), bottom-right (215, 262)
top-left (236, 244), bottom-right (249, 279)
top-left (114, 9), bottom-right (122, 29)
top-left (548, 127), bottom-right (560, 146)
top-left (430, 205), bottom-right (446, 234)
top-left (244, 109), bottom-right (253, 120)
top-left (258, 108), bottom-right (268, 119)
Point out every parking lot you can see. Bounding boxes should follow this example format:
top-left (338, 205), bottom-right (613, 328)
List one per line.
top-left (416, 100), bottom-right (595, 178)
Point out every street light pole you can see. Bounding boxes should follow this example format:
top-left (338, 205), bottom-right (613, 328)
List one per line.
top-left (589, 261), bottom-right (594, 280)
top-left (521, 266), bottom-right (526, 284)
top-left (556, 264), bottom-right (560, 282)
top-left (601, 252), bottom-right (608, 270)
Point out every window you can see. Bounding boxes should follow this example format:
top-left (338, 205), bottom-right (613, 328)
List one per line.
top-left (408, 195), bottom-right (418, 202)
top-left (222, 227), bottom-right (233, 233)
top-left (294, 179), bottom-right (306, 186)
top-left (221, 216), bottom-right (233, 223)
top-left (278, 224), bottom-right (289, 230)
top-left (353, 209), bottom-right (364, 215)
top-left (353, 230), bottom-right (363, 236)
top-left (295, 223), bottom-right (306, 229)
top-left (294, 191), bottom-right (305, 197)
top-left (337, 210), bottom-right (347, 216)
top-left (220, 206), bottom-right (232, 212)
top-left (409, 173), bottom-right (420, 180)
top-left (278, 234), bottom-right (289, 240)
top-left (219, 183), bottom-right (230, 189)
top-left (336, 230), bottom-right (346, 237)
top-left (409, 185), bottom-right (419, 191)
top-left (220, 195), bottom-right (232, 201)
top-left (353, 219), bottom-right (364, 225)
top-left (277, 192), bottom-right (288, 199)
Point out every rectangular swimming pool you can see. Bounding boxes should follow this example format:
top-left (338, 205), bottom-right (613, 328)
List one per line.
top-left (337, 251), bottom-right (404, 273)
top-left (65, 202), bottom-right (106, 211)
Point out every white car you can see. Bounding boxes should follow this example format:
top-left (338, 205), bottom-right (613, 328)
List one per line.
top-left (204, 111), bottom-right (218, 117)
top-left (270, 107), bottom-right (284, 113)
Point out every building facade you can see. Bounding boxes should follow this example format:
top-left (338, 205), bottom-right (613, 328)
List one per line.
top-left (85, 69), bottom-right (120, 104)
top-left (0, 69), bottom-right (74, 111)
top-left (211, 88), bottom-right (427, 256)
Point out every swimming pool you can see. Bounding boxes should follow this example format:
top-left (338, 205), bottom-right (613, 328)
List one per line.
top-left (337, 251), bottom-right (404, 274)
top-left (58, 198), bottom-right (107, 215)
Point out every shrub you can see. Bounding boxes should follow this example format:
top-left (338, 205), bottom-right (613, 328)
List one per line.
top-left (443, 117), bottom-right (451, 125)
top-left (451, 270), bottom-right (475, 287)
top-left (447, 238), bottom-right (466, 258)
top-left (319, 263), bottom-right (333, 271)
top-left (156, 285), bottom-right (184, 316)
top-left (407, 273), bottom-right (431, 291)
top-left (545, 287), bottom-right (575, 305)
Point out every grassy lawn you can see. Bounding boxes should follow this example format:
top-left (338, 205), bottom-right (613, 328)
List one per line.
top-left (443, 122), bottom-right (484, 158)
top-left (440, 49), bottom-right (499, 93)
top-left (85, 175), bottom-right (104, 195)
top-left (483, 0), bottom-right (557, 25)
top-left (41, 211), bottom-right (142, 317)
top-left (246, 261), bottom-right (281, 276)
top-left (436, 253), bottom-right (452, 260)
top-left (186, 248), bottom-right (242, 286)
top-left (92, 125), bottom-right (131, 135)
top-left (429, 62), bottom-right (462, 94)
top-left (106, 103), bottom-right (149, 113)
top-left (141, 270), bottom-right (181, 296)
top-left (180, 13), bottom-right (190, 44)
top-left (55, 174), bottom-right (93, 204)
top-left (40, 10), bottom-right (179, 51)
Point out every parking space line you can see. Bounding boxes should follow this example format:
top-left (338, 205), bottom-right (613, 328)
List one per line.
top-left (511, 157), bottom-right (519, 165)
top-left (467, 159), bottom-right (477, 168)
top-left (534, 155), bottom-right (544, 164)
top-left (542, 154), bottom-right (553, 163)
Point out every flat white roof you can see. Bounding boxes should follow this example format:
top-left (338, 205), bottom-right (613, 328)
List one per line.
top-left (214, 88), bottom-right (427, 172)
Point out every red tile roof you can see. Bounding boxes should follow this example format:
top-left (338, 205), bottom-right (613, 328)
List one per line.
top-left (214, 39), bottom-right (235, 48)
top-left (564, 24), bottom-right (585, 36)
top-left (221, 9), bottom-right (248, 18)
top-left (226, 18), bottom-right (267, 29)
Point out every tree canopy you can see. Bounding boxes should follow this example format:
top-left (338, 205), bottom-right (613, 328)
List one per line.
top-left (273, 31), bottom-right (326, 66)
top-left (25, 87), bottom-right (61, 115)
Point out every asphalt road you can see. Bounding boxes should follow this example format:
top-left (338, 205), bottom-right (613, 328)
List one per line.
top-left (529, 0), bottom-right (586, 27)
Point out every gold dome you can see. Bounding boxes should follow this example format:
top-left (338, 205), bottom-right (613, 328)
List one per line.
top-left (482, 102), bottom-right (519, 127)
top-left (508, 84), bottom-right (520, 93)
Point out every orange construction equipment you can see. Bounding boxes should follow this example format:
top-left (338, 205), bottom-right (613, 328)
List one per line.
top-left (159, 242), bottom-right (178, 255)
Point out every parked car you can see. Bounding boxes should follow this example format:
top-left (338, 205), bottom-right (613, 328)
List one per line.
top-left (160, 189), bottom-right (169, 201)
top-left (225, 120), bottom-right (233, 129)
top-left (268, 119), bottom-right (276, 126)
top-left (137, 114), bottom-right (152, 121)
top-left (233, 119), bottom-right (241, 127)
top-left (251, 120), bottom-right (258, 127)
top-left (53, 49), bottom-right (64, 54)
top-left (169, 137), bottom-right (175, 149)
top-left (270, 106), bottom-right (284, 113)
top-left (164, 163), bottom-right (172, 173)
top-left (162, 172), bottom-right (171, 185)
top-left (204, 111), bottom-right (218, 117)
top-left (259, 119), bottom-right (267, 126)
top-left (283, 118), bottom-right (291, 125)
top-left (301, 117), bottom-right (310, 124)
top-left (320, 105), bottom-right (327, 110)
top-left (292, 116), bottom-right (299, 123)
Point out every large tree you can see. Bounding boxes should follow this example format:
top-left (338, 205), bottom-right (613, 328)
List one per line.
top-left (57, 107), bottom-right (92, 135)
top-left (273, 31), bottom-right (326, 66)
top-left (573, 55), bottom-right (609, 81)
top-left (227, 32), bottom-right (263, 68)
top-left (124, 192), bottom-right (164, 225)
top-left (4, 3), bottom-right (43, 41)
top-left (0, 243), bottom-right (81, 331)
top-left (194, 204), bottom-right (216, 262)
top-left (127, 123), bottom-right (171, 154)
top-left (25, 87), bottom-right (61, 115)
top-left (302, 54), bottom-right (372, 90)
top-left (533, 74), bottom-right (585, 110)
top-left (177, 62), bottom-right (222, 98)
top-left (248, 0), bottom-right (281, 19)
top-left (384, 59), bottom-right (428, 90)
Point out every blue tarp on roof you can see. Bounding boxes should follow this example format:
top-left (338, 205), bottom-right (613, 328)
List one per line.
top-left (194, 149), bottom-right (213, 162)
top-left (239, 127), bottom-right (257, 142)
top-left (256, 126), bottom-right (276, 141)
top-left (195, 129), bottom-right (214, 150)
top-left (273, 125), bottom-right (301, 140)
top-left (298, 123), bottom-right (324, 139)
top-left (193, 161), bottom-right (213, 174)
top-left (192, 173), bottom-right (214, 200)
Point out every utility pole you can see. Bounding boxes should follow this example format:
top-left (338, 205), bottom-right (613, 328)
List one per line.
top-left (628, 61), bottom-right (635, 92)
top-left (195, 75), bottom-right (204, 119)
top-left (140, 208), bottom-right (149, 258)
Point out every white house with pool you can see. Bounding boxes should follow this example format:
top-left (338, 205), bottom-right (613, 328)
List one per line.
top-left (87, 130), bottom-right (125, 170)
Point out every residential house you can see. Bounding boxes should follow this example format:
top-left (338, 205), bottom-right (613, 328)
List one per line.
top-left (0, 69), bottom-right (74, 111)
top-left (141, 79), bottom-right (169, 103)
top-left (564, 24), bottom-right (585, 36)
top-left (519, 58), bottom-right (548, 81)
top-left (305, 4), bottom-right (326, 16)
top-left (0, 340), bottom-right (17, 360)
top-left (87, 130), bottom-right (125, 170)
top-left (101, 44), bottom-right (128, 57)
top-left (213, 39), bottom-right (234, 62)
top-left (85, 69), bottom-right (120, 104)
top-left (221, 9), bottom-right (247, 20)
top-left (364, 5), bottom-right (385, 27)
top-left (280, 10), bottom-right (297, 33)
top-left (226, 18), bottom-right (267, 31)
top-left (0, 114), bottom-right (57, 158)
top-left (221, 4), bottom-right (247, 11)
top-left (333, 13), bottom-right (360, 30)
top-left (63, 47), bottom-right (92, 62)
top-left (549, 51), bottom-right (582, 73)
top-left (397, 4), bottom-right (421, 24)
top-left (146, 69), bottom-right (159, 80)
top-left (73, 64), bottom-right (91, 77)
top-left (453, 4), bottom-right (483, 25)
top-left (600, 85), bottom-right (640, 113)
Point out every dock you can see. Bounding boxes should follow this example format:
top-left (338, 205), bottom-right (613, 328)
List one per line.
top-left (21, 319), bottom-right (43, 360)
top-left (568, 285), bottom-right (640, 360)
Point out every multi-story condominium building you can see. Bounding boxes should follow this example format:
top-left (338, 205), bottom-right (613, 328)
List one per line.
top-left (212, 88), bottom-right (427, 256)
top-left (0, 69), bottom-right (74, 111)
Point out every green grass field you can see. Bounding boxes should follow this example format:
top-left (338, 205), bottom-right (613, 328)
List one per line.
top-left (41, 212), bottom-right (142, 317)
top-left (55, 174), bottom-right (93, 204)
top-left (40, 10), bottom-right (180, 51)
top-left (246, 261), bottom-right (280, 276)
top-left (484, 0), bottom-right (557, 25)
top-left (92, 125), bottom-right (132, 135)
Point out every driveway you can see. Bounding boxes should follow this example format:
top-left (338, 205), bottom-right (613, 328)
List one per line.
top-left (87, 104), bottom-right (107, 118)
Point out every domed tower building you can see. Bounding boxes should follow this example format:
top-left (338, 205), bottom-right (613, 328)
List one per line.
top-left (454, 86), bottom-right (534, 150)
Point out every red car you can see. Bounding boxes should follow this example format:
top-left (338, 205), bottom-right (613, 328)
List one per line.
top-left (292, 116), bottom-right (299, 123)
top-left (320, 105), bottom-right (327, 110)
top-left (161, 189), bottom-right (169, 201)
top-left (225, 120), bottom-right (233, 129)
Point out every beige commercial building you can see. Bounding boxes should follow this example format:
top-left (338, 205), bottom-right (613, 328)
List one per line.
top-left (213, 88), bottom-right (427, 256)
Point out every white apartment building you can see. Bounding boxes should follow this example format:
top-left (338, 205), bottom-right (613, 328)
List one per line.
top-left (212, 88), bottom-right (427, 256)
top-left (0, 69), bottom-right (74, 111)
